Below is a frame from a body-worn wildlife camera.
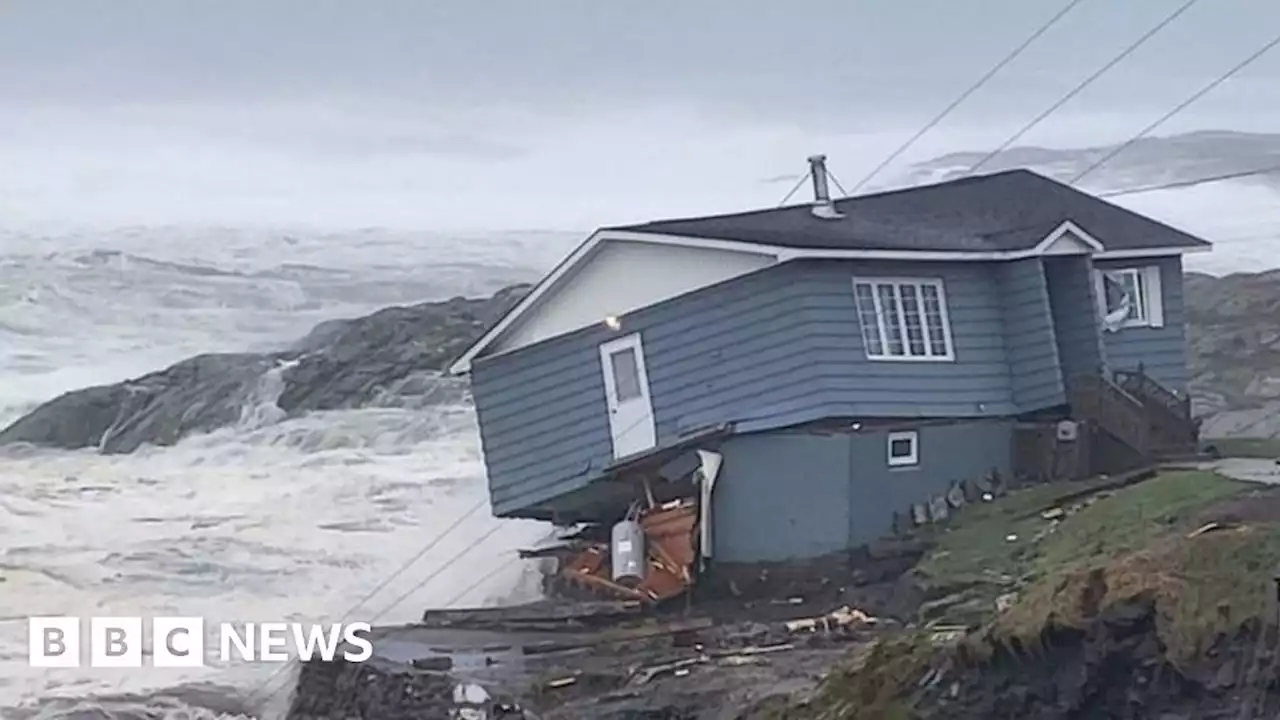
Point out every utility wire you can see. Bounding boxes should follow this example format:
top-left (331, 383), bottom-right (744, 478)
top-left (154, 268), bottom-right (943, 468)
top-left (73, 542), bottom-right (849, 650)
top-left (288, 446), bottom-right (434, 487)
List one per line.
top-left (275, 524), bottom-right (514, 713)
top-left (444, 555), bottom-right (523, 608)
top-left (249, 520), bottom-right (509, 709)
top-left (1098, 162), bottom-right (1280, 198)
top-left (776, 173), bottom-right (808, 206)
top-left (966, 0), bottom-right (1201, 175)
top-left (826, 169), bottom-right (850, 197)
top-left (241, 495), bottom-right (490, 706)
top-left (1069, 31), bottom-right (1280, 186)
top-left (848, 0), bottom-right (1088, 194)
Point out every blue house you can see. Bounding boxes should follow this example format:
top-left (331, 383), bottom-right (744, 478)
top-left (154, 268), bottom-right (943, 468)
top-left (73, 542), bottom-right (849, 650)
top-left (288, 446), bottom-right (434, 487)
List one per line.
top-left (448, 158), bottom-right (1211, 564)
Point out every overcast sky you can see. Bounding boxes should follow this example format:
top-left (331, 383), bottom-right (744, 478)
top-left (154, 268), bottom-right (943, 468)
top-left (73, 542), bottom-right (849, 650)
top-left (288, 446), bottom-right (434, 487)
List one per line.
top-left (3, 0), bottom-right (1280, 230)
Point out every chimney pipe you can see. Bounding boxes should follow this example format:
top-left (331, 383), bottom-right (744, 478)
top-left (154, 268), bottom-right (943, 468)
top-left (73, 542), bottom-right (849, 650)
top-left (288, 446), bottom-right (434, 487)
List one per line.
top-left (807, 154), bottom-right (843, 219)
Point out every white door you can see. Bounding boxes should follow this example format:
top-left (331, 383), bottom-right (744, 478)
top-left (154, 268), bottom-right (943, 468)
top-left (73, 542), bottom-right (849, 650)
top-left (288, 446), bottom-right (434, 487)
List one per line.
top-left (599, 333), bottom-right (657, 459)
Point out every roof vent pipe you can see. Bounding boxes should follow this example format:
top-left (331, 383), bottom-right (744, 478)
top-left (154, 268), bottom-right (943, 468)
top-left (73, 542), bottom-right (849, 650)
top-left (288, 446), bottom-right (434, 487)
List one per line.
top-left (807, 154), bottom-right (844, 219)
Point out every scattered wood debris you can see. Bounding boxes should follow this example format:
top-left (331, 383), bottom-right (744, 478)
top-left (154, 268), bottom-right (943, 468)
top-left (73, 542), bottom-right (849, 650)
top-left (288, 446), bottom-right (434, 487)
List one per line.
top-left (552, 498), bottom-right (701, 604)
top-left (1040, 507), bottom-right (1065, 521)
top-left (783, 605), bottom-right (877, 634)
top-left (1187, 521), bottom-right (1234, 538)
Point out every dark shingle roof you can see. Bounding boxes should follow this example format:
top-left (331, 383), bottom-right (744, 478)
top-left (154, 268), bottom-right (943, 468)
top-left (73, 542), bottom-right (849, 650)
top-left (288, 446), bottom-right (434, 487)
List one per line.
top-left (609, 169), bottom-right (1211, 253)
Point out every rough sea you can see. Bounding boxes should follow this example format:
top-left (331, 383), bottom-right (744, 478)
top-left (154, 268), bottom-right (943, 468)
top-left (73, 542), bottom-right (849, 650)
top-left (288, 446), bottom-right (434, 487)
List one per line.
top-left (0, 227), bottom-right (576, 719)
top-left (1, 174), bottom-right (1278, 719)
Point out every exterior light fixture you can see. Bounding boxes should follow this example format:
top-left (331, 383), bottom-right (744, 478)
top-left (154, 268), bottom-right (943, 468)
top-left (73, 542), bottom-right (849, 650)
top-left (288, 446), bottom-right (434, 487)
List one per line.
top-left (604, 315), bottom-right (621, 330)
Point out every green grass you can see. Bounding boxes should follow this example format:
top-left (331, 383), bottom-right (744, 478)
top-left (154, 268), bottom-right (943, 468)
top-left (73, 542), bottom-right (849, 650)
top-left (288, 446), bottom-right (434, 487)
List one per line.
top-left (1203, 437), bottom-right (1280, 459)
top-left (912, 470), bottom-right (1280, 663)
top-left (916, 472), bottom-right (1247, 593)
top-left (796, 471), bottom-right (1280, 718)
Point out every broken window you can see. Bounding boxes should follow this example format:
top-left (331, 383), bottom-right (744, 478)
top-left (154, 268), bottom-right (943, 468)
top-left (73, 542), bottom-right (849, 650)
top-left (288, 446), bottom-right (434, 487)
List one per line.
top-left (852, 278), bottom-right (954, 360)
top-left (1097, 266), bottom-right (1164, 332)
top-left (887, 430), bottom-right (919, 467)
top-left (610, 348), bottom-right (643, 401)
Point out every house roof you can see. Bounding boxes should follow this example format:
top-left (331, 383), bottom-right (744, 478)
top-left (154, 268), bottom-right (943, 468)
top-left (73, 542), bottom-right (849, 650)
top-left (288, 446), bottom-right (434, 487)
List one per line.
top-left (608, 169), bottom-right (1212, 254)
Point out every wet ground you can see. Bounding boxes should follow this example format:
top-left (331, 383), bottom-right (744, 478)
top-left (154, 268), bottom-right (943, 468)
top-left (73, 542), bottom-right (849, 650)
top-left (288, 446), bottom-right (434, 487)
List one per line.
top-left (287, 592), bottom-right (899, 719)
top-left (1205, 457), bottom-right (1280, 485)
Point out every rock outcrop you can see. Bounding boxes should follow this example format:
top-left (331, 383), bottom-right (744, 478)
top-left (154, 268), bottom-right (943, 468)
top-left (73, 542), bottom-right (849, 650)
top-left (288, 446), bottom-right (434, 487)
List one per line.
top-left (1186, 270), bottom-right (1280, 438)
top-left (0, 284), bottom-right (530, 453)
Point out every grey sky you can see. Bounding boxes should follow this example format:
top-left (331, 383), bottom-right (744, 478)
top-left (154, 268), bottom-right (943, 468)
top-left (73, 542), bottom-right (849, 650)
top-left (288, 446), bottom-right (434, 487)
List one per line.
top-left (3, 1), bottom-right (1280, 229)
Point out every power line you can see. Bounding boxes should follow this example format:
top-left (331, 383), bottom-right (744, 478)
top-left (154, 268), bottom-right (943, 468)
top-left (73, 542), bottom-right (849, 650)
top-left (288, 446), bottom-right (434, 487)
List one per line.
top-left (1069, 32), bottom-right (1280, 186)
top-left (365, 522), bottom-right (508, 624)
top-left (776, 174), bottom-right (808, 206)
top-left (444, 555), bottom-right (522, 607)
top-left (826, 168), bottom-right (850, 197)
top-left (966, 0), bottom-right (1201, 175)
top-left (273, 524), bottom-right (514, 714)
top-left (1098, 163), bottom-right (1280, 198)
top-left (241, 495), bottom-right (490, 706)
top-left (848, 0), bottom-right (1088, 194)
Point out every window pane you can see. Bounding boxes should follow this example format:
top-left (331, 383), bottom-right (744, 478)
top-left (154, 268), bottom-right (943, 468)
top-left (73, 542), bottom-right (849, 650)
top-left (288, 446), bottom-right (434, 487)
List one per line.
top-left (1105, 270), bottom-right (1147, 323)
top-left (1102, 273), bottom-right (1127, 315)
top-left (920, 285), bottom-right (949, 356)
top-left (876, 284), bottom-right (905, 355)
top-left (610, 348), bottom-right (642, 401)
top-left (889, 438), bottom-right (913, 458)
top-left (854, 282), bottom-right (885, 356)
top-left (1129, 272), bottom-right (1147, 321)
top-left (899, 284), bottom-right (926, 356)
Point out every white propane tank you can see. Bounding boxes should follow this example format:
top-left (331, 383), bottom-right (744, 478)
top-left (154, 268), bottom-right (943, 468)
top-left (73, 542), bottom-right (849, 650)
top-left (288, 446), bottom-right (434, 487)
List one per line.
top-left (610, 519), bottom-right (646, 585)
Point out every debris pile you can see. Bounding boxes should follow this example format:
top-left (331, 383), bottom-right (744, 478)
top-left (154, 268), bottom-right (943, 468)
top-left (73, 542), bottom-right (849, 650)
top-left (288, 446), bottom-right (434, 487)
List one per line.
top-left (526, 498), bottom-right (701, 604)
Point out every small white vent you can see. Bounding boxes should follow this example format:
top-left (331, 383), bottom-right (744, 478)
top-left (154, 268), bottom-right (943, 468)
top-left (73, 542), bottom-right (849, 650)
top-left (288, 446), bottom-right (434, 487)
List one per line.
top-left (1056, 420), bottom-right (1079, 442)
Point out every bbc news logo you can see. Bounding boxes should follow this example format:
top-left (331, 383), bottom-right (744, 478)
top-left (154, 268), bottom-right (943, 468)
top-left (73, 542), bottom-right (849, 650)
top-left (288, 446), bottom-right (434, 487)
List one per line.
top-left (28, 617), bottom-right (374, 667)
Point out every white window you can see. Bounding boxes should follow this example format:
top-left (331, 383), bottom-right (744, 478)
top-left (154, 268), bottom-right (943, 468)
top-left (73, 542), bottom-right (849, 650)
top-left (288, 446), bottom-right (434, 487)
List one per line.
top-left (887, 430), bottom-right (919, 467)
top-left (1096, 266), bottom-right (1164, 331)
top-left (852, 278), bottom-right (955, 361)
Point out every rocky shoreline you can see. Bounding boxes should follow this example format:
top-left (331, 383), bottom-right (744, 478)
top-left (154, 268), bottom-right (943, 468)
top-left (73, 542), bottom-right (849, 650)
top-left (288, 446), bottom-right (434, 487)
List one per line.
top-left (0, 284), bottom-right (529, 452)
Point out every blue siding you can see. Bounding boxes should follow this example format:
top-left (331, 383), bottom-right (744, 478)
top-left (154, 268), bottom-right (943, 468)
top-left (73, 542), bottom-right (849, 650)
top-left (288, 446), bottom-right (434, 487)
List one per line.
top-left (1043, 255), bottom-right (1105, 387)
top-left (847, 420), bottom-right (1013, 547)
top-left (1093, 255), bottom-right (1189, 393)
top-left (712, 432), bottom-right (852, 562)
top-left (473, 265), bottom-right (813, 516)
top-left (798, 260), bottom-right (1016, 418)
top-left (474, 259), bottom-right (1023, 518)
top-left (712, 420), bottom-right (1014, 562)
top-left (996, 259), bottom-right (1065, 412)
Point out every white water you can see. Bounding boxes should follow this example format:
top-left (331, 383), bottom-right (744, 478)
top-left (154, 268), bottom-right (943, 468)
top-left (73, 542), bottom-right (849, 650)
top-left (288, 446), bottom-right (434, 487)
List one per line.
top-left (0, 173), bottom-right (1278, 719)
top-left (0, 227), bottom-right (577, 719)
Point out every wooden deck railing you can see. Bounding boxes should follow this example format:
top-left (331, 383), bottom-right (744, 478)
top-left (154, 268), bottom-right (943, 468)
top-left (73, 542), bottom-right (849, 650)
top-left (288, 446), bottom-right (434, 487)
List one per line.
top-left (1068, 373), bottom-right (1150, 457)
top-left (1111, 365), bottom-right (1198, 449)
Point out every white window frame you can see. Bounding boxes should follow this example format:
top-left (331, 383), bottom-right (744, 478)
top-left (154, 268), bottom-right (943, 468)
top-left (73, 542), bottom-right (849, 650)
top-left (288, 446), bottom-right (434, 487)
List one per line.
top-left (1094, 265), bottom-right (1164, 331)
top-left (887, 430), bottom-right (919, 467)
top-left (851, 277), bottom-right (956, 362)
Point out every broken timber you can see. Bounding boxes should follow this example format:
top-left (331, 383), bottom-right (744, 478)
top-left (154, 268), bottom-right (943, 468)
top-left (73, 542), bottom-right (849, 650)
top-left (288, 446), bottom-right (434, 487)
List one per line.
top-left (420, 600), bottom-right (644, 629)
top-left (546, 498), bottom-right (701, 605)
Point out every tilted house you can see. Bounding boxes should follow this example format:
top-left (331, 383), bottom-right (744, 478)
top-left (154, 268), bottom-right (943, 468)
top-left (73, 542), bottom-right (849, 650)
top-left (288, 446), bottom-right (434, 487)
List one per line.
top-left (448, 158), bottom-right (1211, 564)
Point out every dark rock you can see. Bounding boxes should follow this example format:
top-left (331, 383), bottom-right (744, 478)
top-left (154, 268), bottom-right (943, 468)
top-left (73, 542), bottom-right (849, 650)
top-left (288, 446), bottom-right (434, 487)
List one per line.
top-left (0, 284), bottom-right (530, 453)
top-left (908, 594), bottom-right (1280, 720)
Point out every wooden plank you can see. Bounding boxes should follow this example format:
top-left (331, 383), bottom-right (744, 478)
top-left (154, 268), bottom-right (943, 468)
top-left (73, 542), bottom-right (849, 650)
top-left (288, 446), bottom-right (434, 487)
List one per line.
top-left (420, 599), bottom-right (644, 628)
top-left (520, 617), bottom-right (715, 656)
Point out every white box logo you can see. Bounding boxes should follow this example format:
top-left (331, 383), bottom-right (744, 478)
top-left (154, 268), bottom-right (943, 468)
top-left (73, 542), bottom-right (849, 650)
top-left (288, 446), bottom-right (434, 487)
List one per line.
top-left (90, 617), bottom-right (143, 667)
top-left (153, 617), bottom-right (205, 667)
top-left (28, 617), bottom-right (80, 667)
top-left (27, 616), bottom-right (373, 666)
